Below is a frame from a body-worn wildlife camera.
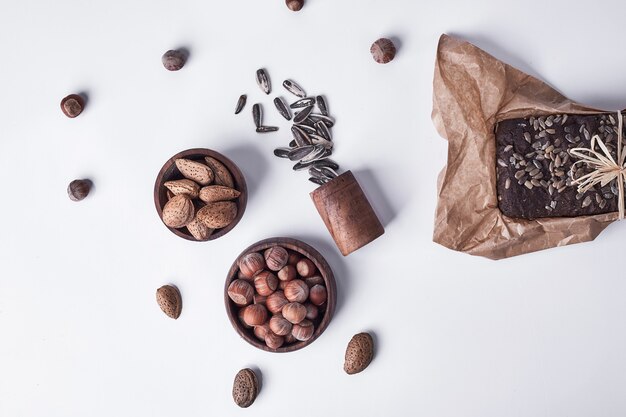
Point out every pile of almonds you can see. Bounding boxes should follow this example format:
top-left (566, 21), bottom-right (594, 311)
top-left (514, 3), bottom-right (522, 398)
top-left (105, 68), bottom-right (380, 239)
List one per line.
top-left (228, 245), bottom-right (328, 350)
top-left (161, 157), bottom-right (241, 240)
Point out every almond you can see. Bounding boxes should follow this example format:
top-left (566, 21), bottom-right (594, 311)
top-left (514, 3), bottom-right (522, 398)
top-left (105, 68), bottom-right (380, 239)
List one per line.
top-left (344, 332), bottom-right (374, 375)
top-left (204, 156), bottom-right (234, 188)
top-left (156, 285), bottom-right (182, 319)
top-left (198, 185), bottom-right (241, 203)
top-left (232, 368), bottom-right (259, 408)
top-left (162, 194), bottom-right (195, 228)
top-left (186, 216), bottom-right (214, 241)
top-left (197, 201), bottom-right (237, 229)
top-left (163, 179), bottom-right (200, 198)
top-left (175, 158), bottom-right (214, 185)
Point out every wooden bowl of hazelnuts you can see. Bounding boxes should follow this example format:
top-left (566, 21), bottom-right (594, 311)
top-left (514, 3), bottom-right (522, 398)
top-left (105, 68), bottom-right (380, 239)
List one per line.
top-left (154, 148), bottom-right (247, 241)
top-left (225, 237), bottom-right (336, 352)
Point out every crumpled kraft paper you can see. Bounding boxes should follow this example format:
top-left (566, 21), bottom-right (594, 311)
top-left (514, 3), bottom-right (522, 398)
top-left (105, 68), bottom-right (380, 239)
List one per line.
top-left (431, 34), bottom-right (619, 260)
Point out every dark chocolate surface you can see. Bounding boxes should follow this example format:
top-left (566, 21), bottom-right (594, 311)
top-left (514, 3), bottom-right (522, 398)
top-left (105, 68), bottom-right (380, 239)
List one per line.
top-left (495, 113), bottom-right (622, 219)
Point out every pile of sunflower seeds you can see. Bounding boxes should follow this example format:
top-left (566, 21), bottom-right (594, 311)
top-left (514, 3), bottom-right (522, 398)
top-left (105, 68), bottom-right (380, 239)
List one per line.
top-left (235, 69), bottom-right (339, 186)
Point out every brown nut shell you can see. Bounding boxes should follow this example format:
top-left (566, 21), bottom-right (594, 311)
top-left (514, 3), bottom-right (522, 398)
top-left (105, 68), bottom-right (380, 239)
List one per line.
top-left (198, 185), bottom-right (241, 203)
top-left (304, 275), bottom-right (324, 287)
top-left (60, 94), bottom-right (85, 118)
top-left (253, 323), bottom-right (270, 341)
top-left (186, 216), bottom-right (213, 241)
top-left (265, 331), bottom-right (285, 349)
top-left (162, 194), bottom-right (195, 228)
top-left (304, 302), bottom-right (319, 320)
top-left (156, 285), bottom-right (182, 319)
top-left (286, 0), bottom-right (304, 11)
top-left (197, 201), bottom-right (237, 229)
top-left (228, 279), bottom-right (254, 306)
top-left (163, 179), bottom-right (200, 198)
top-left (254, 271), bottom-right (278, 296)
top-left (264, 246), bottom-right (289, 271)
top-left (284, 279), bottom-right (309, 303)
top-left (266, 291), bottom-right (289, 314)
top-left (175, 158), bottom-right (214, 185)
top-left (370, 38), bottom-right (396, 64)
top-left (242, 304), bottom-right (268, 326)
top-left (309, 284), bottom-right (327, 306)
top-left (239, 252), bottom-right (266, 278)
top-left (232, 368), bottom-right (259, 408)
top-left (344, 332), bottom-right (374, 375)
top-left (269, 314), bottom-right (293, 336)
top-left (291, 319), bottom-right (314, 341)
top-left (278, 265), bottom-right (297, 282)
top-left (282, 302), bottom-right (306, 324)
top-left (204, 156), bottom-right (235, 188)
top-left (296, 258), bottom-right (316, 277)
top-left (67, 179), bottom-right (91, 201)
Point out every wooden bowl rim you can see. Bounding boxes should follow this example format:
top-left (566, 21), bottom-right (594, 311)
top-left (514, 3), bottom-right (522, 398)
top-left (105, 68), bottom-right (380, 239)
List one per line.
top-left (224, 237), bottom-right (337, 353)
top-left (154, 148), bottom-right (247, 241)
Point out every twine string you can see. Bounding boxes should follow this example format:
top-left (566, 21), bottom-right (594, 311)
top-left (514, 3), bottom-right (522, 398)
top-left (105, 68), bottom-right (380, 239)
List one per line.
top-left (569, 110), bottom-right (626, 219)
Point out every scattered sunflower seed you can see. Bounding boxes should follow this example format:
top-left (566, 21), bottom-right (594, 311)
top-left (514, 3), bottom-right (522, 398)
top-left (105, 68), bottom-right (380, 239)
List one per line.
top-left (291, 125), bottom-right (312, 146)
top-left (288, 145), bottom-right (316, 161)
top-left (256, 69), bottom-right (271, 94)
top-left (256, 126), bottom-right (278, 133)
top-left (309, 177), bottom-right (327, 186)
top-left (317, 95), bottom-right (328, 116)
top-left (308, 113), bottom-right (334, 127)
top-left (293, 106), bottom-right (314, 123)
top-left (294, 123), bottom-right (317, 135)
top-left (290, 97), bottom-right (316, 109)
top-left (283, 80), bottom-right (306, 98)
top-left (315, 121), bottom-right (332, 141)
top-left (252, 103), bottom-right (262, 128)
top-left (274, 97), bottom-right (291, 121)
top-left (273, 147), bottom-right (291, 158)
top-left (309, 134), bottom-right (333, 149)
top-left (235, 95), bottom-right (247, 114)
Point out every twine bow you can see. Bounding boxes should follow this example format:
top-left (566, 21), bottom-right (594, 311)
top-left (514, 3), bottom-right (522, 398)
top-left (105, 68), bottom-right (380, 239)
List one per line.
top-left (569, 110), bottom-right (626, 219)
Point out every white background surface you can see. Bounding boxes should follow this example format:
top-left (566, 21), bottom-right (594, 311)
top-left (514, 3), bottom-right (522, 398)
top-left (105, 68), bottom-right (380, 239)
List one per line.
top-left (1, 1), bottom-right (626, 416)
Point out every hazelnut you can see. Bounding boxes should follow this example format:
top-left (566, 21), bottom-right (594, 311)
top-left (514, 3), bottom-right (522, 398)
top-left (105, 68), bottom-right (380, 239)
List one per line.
top-left (370, 38), bottom-right (396, 64)
top-left (269, 314), bottom-right (293, 336)
top-left (264, 246), bottom-right (289, 271)
top-left (162, 49), bottom-right (187, 71)
top-left (284, 279), bottom-right (309, 303)
top-left (304, 275), bottom-right (324, 287)
top-left (239, 252), bottom-right (265, 278)
top-left (242, 304), bottom-right (268, 326)
top-left (253, 294), bottom-right (267, 305)
top-left (282, 302), bottom-right (307, 324)
top-left (265, 331), bottom-right (285, 349)
top-left (284, 332), bottom-right (297, 344)
top-left (304, 302), bottom-right (319, 320)
top-left (285, 0), bottom-right (304, 11)
top-left (266, 291), bottom-right (289, 314)
top-left (60, 94), bottom-right (85, 118)
top-left (292, 320), bottom-right (314, 341)
top-left (296, 258), bottom-right (316, 277)
top-left (254, 271), bottom-right (278, 296)
top-left (309, 284), bottom-right (327, 306)
top-left (278, 265), bottom-right (297, 282)
top-left (253, 323), bottom-right (270, 341)
top-left (67, 179), bottom-right (91, 201)
top-left (287, 251), bottom-right (302, 266)
top-left (238, 269), bottom-right (253, 281)
top-left (228, 279), bottom-right (254, 306)
top-left (238, 308), bottom-right (252, 329)
top-left (279, 280), bottom-right (289, 290)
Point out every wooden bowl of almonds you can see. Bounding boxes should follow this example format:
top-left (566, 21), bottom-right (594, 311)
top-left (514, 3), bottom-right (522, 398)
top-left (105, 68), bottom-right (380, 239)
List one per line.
top-left (154, 148), bottom-right (247, 241)
top-left (225, 237), bottom-right (336, 353)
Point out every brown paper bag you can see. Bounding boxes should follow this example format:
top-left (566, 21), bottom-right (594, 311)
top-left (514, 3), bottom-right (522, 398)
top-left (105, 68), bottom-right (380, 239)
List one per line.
top-left (431, 34), bottom-right (619, 260)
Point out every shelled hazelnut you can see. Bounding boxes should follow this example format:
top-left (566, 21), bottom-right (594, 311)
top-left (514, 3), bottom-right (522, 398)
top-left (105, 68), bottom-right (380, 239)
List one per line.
top-left (229, 244), bottom-right (328, 350)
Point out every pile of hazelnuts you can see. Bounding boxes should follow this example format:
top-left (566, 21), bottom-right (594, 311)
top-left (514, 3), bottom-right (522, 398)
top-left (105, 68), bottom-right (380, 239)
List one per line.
top-left (228, 245), bottom-right (328, 350)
